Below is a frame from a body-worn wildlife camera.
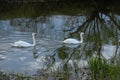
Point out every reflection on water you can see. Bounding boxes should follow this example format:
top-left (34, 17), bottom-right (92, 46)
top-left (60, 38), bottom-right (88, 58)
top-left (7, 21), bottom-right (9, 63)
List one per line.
top-left (0, 4), bottom-right (120, 75)
top-left (102, 44), bottom-right (120, 60)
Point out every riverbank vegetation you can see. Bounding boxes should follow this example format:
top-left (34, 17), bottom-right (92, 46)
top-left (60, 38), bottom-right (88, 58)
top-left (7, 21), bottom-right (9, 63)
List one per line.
top-left (0, 0), bottom-right (120, 80)
top-left (0, 0), bottom-right (120, 19)
top-left (0, 57), bottom-right (120, 80)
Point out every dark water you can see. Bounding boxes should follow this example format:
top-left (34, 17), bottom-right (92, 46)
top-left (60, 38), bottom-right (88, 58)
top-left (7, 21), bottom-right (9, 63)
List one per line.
top-left (0, 2), bottom-right (120, 75)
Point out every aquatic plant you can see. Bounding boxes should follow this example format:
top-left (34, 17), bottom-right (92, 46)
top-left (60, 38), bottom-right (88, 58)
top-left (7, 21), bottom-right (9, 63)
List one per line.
top-left (88, 58), bottom-right (120, 80)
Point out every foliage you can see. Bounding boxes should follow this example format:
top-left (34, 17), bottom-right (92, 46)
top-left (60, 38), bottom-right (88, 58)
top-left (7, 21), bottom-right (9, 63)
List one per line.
top-left (88, 58), bottom-right (120, 80)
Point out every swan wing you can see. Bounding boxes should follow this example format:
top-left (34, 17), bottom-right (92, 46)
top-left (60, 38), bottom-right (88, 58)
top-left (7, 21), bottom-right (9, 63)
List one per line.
top-left (13, 40), bottom-right (32, 47)
top-left (63, 38), bottom-right (80, 44)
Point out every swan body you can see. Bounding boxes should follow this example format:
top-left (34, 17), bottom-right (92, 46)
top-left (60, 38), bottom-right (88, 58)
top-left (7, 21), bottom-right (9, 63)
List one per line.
top-left (63, 38), bottom-right (80, 44)
top-left (13, 40), bottom-right (33, 47)
top-left (12, 33), bottom-right (36, 48)
top-left (63, 32), bottom-right (84, 44)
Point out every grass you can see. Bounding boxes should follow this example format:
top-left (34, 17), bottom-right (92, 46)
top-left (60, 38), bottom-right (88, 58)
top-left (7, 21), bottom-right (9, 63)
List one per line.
top-left (88, 57), bottom-right (120, 80)
top-left (0, 58), bottom-right (120, 80)
top-left (0, 71), bottom-right (36, 80)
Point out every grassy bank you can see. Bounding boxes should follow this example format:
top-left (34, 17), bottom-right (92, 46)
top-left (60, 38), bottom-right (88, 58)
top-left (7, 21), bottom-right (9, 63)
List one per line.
top-left (0, 58), bottom-right (120, 80)
top-left (88, 58), bottom-right (120, 80)
top-left (0, 0), bottom-right (120, 20)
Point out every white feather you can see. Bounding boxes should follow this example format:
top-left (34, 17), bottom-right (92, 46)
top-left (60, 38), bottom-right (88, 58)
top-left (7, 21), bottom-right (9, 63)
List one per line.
top-left (63, 32), bottom-right (84, 44)
top-left (12, 33), bottom-right (36, 48)
top-left (63, 38), bottom-right (80, 44)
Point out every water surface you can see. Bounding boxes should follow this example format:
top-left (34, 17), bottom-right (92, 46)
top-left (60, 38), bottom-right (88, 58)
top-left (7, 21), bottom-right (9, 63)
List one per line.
top-left (0, 2), bottom-right (120, 75)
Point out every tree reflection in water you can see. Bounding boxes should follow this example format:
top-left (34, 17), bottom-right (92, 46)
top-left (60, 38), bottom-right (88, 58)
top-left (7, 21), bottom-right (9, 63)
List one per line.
top-left (0, 1), bottom-right (120, 79)
top-left (37, 3), bottom-right (120, 79)
top-left (68, 4), bottom-right (120, 61)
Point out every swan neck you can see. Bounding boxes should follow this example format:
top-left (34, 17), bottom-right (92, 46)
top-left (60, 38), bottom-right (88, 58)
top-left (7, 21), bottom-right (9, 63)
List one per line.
top-left (80, 34), bottom-right (83, 43)
top-left (32, 34), bottom-right (36, 46)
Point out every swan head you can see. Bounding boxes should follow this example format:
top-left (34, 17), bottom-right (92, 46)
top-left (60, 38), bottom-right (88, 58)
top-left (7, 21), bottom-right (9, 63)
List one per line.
top-left (32, 32), bottom-right (36, 36)
top-left (80, 32), bottom-right (84, 35)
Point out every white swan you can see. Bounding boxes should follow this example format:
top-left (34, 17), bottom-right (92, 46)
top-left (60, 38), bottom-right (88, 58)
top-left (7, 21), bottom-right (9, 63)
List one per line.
top-left (62, 32), bottom-right (84, 44)
top-left (12, 33), bottom-right (36, 48)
